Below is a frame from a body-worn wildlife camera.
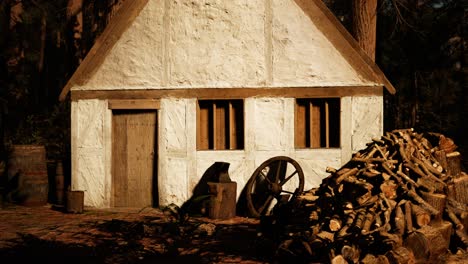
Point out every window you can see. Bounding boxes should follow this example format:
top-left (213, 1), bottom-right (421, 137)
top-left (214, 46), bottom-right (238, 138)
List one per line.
top-left (197, 100), bottom-right (244, 150)
top-left (295, 98), bottom-right (340, 148)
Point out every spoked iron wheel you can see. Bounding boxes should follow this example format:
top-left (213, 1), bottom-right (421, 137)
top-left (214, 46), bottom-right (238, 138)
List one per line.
top-left (246, 156), bottom-right (305, 218)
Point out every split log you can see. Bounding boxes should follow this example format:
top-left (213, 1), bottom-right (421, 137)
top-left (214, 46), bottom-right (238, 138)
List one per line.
top-left (394, 203), bottom-right (406, 235)
top-left (396, 164), bottom-right (419, 188)
top-left (337, 225), bottom-right (350, 239)
top-left (404, 201), bottom-right (414, 233)
top-left (434, 150), bottom-right (448, 171)
top-left (439, 135), bottom-right (457, 154)
top-left (351, 210), bottom-right (367, 233)
top-left (317, 231), bottom-right (335, 242)
top-left (362, 210), bottom-right (377, 235)
top-left (414, 177), bottom-right (436, 193)
top-left (380, 180), bottom-right (398, 200)
top-left (301, 240), bottom-right (313, 256)
top-left (461, 213), bottom-right (468, 235)
top-left (358, 194), bottom-right (379, 207)
top-left (384, 246), bottom-right (415, 264)
top-left (379, 232), bottom-right (403, 248)
top-left (336, 168), bottom-right (359, 184)
top-left (412, 156), bottom-right (442, 178)
top-left (309, 210), bottom-right (320, 221)
top-left (446, 208), bottom-right (464, 230)
top-left (451, 176), bottom-right (468, 205)
top-left (404, 225), bottom-right (449, 263)
top-left (445, 208), bottom-right (468, 247)
top-left (446, 151), bottom-right (461, 178)
top-left (331, 255), bottom-right (348, 264)
top-left (430, 221), bottom-right (453, 250)
top-left (445, 184), bottom-right (468, 215)
top-left (420, 191), bottom-right (446, 221)
top-left (269, 130), bottom-right (466, 262)
top-left (363, 169), bottom-right (381, 178)
top-left (410, 203), bottom-right (431, 228)
top-left (341, 245), bottom-right (360, 263)
top-left (416, 176), bottom-right (445, 193)
top-left (361, 254), bottom-right (390, 264)
top-left (329, 215), bottom-right (343, 232)
top-left (405, 189), bottom-right (440, 216)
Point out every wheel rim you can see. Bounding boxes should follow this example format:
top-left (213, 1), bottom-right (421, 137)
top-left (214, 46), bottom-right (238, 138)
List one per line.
top-left (246, 156), bottom-right (305, 218)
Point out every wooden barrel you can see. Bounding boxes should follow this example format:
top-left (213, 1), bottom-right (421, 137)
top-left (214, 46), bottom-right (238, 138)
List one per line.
top-left (7, 145), bottom-right (49, 206)
top-left (55, 161), bottom-right (65, 205)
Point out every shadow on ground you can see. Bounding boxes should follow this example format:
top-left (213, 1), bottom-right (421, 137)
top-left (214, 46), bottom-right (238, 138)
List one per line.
top-left (0, 215), bottom-right (275, 264)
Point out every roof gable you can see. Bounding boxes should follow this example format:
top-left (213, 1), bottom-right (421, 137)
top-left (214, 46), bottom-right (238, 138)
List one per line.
top-left (59, 0), bottom-right (395, 101)
top-left (299, 0), bottom-right (395, 93)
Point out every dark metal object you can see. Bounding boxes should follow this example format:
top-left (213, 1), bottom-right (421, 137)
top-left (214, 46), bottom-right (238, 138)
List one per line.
top-left (245, 156), bottom-right (305, 218)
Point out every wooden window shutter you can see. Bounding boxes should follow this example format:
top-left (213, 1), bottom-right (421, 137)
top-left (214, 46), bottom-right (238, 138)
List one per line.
top-left (295, 98), bottom-right (340, 148)
top-left (197, 100), bottom-right (244, 150)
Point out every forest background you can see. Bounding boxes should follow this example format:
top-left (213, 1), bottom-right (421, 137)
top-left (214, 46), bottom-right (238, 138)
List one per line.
top-left (0, 0), bottom-right (466, 169)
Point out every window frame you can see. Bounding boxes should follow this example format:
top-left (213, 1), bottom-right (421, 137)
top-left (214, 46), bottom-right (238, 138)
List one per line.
top-left (295, 97), bottom-right (341, 149)
top-left (196, 99), bottom-right (244, 151)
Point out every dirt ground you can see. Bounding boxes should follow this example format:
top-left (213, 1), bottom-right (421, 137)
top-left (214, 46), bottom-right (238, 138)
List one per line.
top-left (1, 203), bottom-right (467, 264)
top-left (0, 203), bottom-right (275, 264)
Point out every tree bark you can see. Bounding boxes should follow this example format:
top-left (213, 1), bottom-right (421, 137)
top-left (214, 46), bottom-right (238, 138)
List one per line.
top-left (352, 0), bottom-right (378, 61)
top-left (66, 0), bottom-right (83, 20)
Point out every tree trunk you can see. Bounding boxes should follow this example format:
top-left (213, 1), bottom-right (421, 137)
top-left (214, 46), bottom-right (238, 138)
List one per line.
top-left (352, 0), bottom-right (378, 61)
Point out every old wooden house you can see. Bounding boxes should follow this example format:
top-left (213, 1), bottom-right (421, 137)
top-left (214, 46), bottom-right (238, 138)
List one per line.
top-left (59, 0), bottom-right (395, 208)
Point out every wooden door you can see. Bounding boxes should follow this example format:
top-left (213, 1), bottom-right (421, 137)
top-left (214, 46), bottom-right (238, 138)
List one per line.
top-left (112, 110), bottom-right (157, 207)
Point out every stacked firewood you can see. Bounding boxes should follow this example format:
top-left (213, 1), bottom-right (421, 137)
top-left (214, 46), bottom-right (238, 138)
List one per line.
top-left (269, 129), bottom-right (467, 264)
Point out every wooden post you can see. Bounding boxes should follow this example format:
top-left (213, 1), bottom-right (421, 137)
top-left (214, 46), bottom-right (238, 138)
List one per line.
top-left (207, 182), bottom-right (237, 219)
top-left (66, 190), bottom-right (84, 213)
top-left (55, 161), bottom-right (65, 205)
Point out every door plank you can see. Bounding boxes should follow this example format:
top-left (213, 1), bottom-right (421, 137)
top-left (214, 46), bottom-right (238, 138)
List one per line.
top-left (126, 112), bottom-right (156, 207)
top-left (112, 113), bottom-right (129, 207)
top-left (113, 111), bottom-right (156, 207)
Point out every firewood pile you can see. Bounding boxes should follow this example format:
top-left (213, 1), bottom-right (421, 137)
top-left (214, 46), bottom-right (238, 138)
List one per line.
top-left (268, 129), bottom-right (467, 264)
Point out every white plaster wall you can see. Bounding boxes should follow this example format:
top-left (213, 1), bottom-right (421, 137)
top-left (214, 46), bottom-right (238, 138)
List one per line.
top-left (351, 95), bottom-right (384, 152)
top-left (85, 0), bottom-right (164, 89)
top-left (158, 98), bottom-right (190, 206)
top-left (71, 99), bottom-right (112, 208)
top-left (271, 0), bottom-right (374, 87)
top-left (295, 149), bottom-right (341, 189)
top-left (190, 98), bottom-right (340, 203)
top-left (72, 96), bottom-right (382, 208)
top-left (169, 0), bottom-right (266, 87)
top-left (71, 0), bottom-right (380, 91)
top-left (253, 98), bottom-right (293, 151)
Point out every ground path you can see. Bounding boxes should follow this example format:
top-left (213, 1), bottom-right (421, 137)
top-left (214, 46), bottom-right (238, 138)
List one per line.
top-left (0, 203), bottom-right (273, 263)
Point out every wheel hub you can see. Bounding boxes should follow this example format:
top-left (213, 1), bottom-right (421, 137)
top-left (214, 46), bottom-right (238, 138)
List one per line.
top-left (270, 183), bottom-right (282, 195)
